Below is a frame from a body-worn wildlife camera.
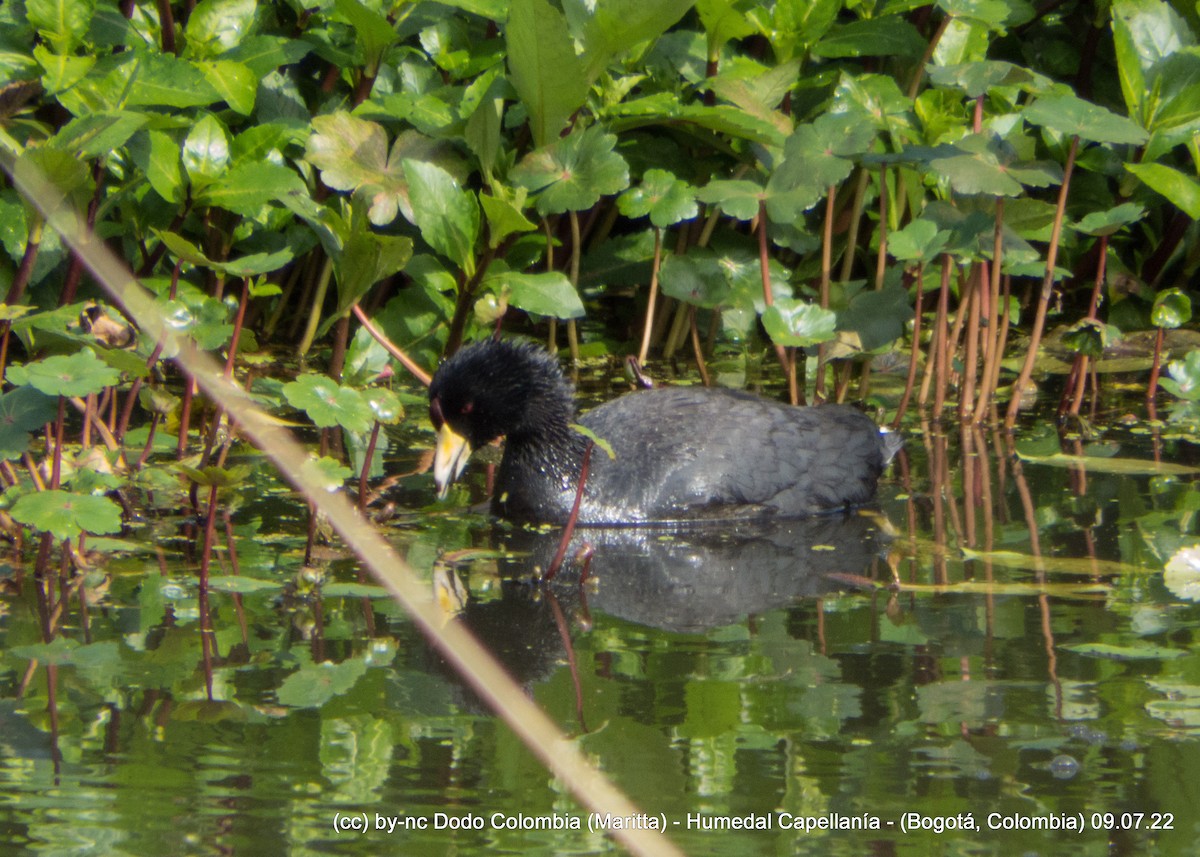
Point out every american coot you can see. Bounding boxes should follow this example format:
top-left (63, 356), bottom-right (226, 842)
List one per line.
top-left (429, 339), bottom-right (900, 525)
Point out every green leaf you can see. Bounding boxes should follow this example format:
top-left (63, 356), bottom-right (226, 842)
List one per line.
top-left (27, 0), bottom-right (96, 51)
top-left (1024, 94), bottom-right (1149, 145)
top-left (276, 659), bottom-right (368, 708)
top-left (334, 0), bottom-right (398, 72)
top-left (507, 0), bottom-right (590, 146)
top-left (1063, 642), bottom-right (1186, 660)
top-left (766, 113), bottom-right (875, 221)
top-left (510, 127), bottom-right (629, 215)
top-left (927, 133), bottom-right (1061, 197)
top-left (199, 161), bottom-right (307, 216)
top-left (11, 489), bottom-right (123, 540)
top-left (618, 168), bottom-right (698, 228)
top-left (47, 111), bottom-right (148, 159)
top-left (34, 46), bottom-right (96, 93)
top-left (197, 60), bottom-right (257, 115)
top-left (1071, 202), bottom-right (1145, 236)
top-left (402, 159), bottom-right (480, 276)
top-left (1061, 318), bottom-right (1108, 357)
top-left (321, 582), bottom-right (392, 598)
top-left (695, 180), bottom-right (765, 221)
top-left (127, 54), bottom-right (222, 109)
top-left (1151, 288), bottom-right (1193, 329)
top-left (837, 284), bottom-right (913, 351)
top-left (812, 17), bottom-right (926, 59)
top-left (761, 298), bottom-right (837, 347)
top-left (186, 0), bottom-right (258, 58)
top-left (208, 576), bottom-right (283, 593)
top-left (889, 218), bottom-right (950, 263)
top-left (177, 464), bottom-right (252, 488)
top-left (182, 113), bottom-right (231, 183)
top-left (1126, 162), bottom-right (1200, 219)
top-left (364, 388), bottom-right (403, 425)
top-left (135, 129), bottom-right (185, 204)
top-left (566, 0), bottom-right (696, 82)
top-left (696, 0), bottom-right (754, 55)
top-left (0, 387), bottom-right (58, 460)
top-left (480, 191), bottom-right (538, 247)
top-left (659, 252), bottom-right (730, 308)
top-left (927, 61), bottom-right (1052, 98)
top-left (283, 374), bottom-right (375, 434)
top-left (485, 271), bottom-right (586, 319)
top-left (7, 349), bottom-right (121, 397)
top-left (1161, 351), bottom-right (1200, 401)
top-left (308, 455), bottom-right (355, 492)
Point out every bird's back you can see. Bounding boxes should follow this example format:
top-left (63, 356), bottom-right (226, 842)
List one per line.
top-left (573, 386), bottom-right (889, 524)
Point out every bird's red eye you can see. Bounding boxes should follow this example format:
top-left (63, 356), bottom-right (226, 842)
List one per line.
top-left (429, 396), bottom-right (445, 430)
top-left (461, 401), bottom-right (473, 415)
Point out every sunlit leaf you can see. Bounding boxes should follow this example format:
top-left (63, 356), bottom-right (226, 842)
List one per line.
top-left (402, 159), bottom-right (480, 276)
top-left (208, 576), bottom-right (283, 593)
top-left (617, 168), bottom-right (698, 228)
top-left (1151, 288), bottom-right (1192, 329)
top-left (182, 113), bottom-right (231, 183)
top-left (506, 0), bottom-right (589, 146)
top-left (283, 374), bottom-right (375, 434)
top-left (484, 271), bottom-right (585, 319)
top-left (1126, 162), bottom-right (1200, 219)
top-left (11, 489), bottom-right (123, 540)
top-left (761, 298), bottom-right (837, 347)
top-left (510, 126), bottom-right (629, 215)
top-left (7, 348), bottom-right (121, 397)
top-left (1024, 94), bottom-right (1148, 144)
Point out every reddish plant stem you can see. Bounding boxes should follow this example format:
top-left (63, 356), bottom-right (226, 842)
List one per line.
top-left (1004, 135), bottom-right (1079, 428)
top-left (544, 442), bottom-right (593, 582)
top-left (198, 483), bottom-right (219, 701)
top-left (893, 263), bottom-right (924, 429)
top-left (351, 304), bottom-right (432, 386)
top-left (359, 421), bottom-right (381, 513)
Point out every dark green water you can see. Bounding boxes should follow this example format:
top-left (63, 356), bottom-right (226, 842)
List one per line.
top-left (2, 405), bottom-right (1200, 856)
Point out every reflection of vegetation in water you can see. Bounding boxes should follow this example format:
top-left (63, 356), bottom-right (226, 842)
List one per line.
top-left (2, 0), bottom-right (1200, 852)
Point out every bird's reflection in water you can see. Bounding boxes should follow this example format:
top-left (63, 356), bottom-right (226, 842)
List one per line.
top-left (431, 511), bottom-right (897, 709)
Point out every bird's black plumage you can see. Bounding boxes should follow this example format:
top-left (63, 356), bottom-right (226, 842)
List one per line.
top-left (429, 339), bottom-right (898, 525)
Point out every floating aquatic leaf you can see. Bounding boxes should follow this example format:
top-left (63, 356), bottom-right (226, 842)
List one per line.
top-left (1015, 451), bottom-right (1199, 476)
top-left (11, 489), bottom-right (123, 541)
top-left (207, 576), bottom-right (283, 593)
top-left (1063, 642), bottom-right (1186, 660)
top-left (276, 658), bottom-right (368, 708)
top-left (321, 582), bottom-right (392, 598)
